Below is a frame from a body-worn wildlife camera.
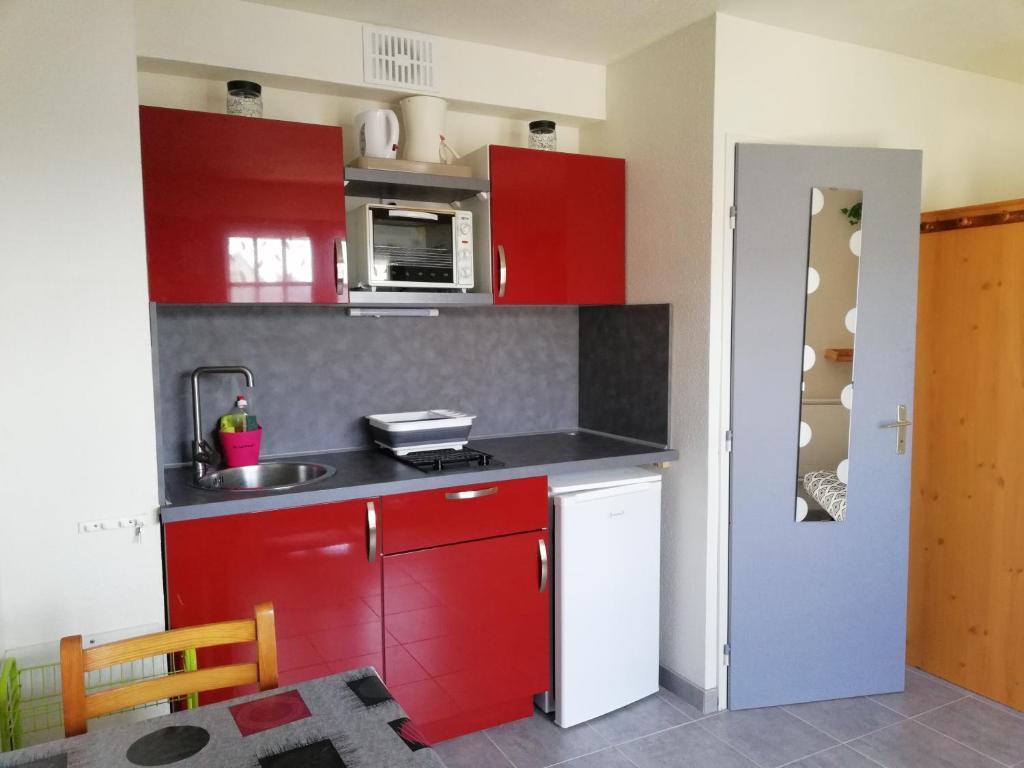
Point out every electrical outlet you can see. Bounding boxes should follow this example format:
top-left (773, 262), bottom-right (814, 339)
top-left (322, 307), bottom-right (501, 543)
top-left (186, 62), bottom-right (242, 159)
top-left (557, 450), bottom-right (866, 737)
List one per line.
top-left (78, 512), bottom-right (160, 534)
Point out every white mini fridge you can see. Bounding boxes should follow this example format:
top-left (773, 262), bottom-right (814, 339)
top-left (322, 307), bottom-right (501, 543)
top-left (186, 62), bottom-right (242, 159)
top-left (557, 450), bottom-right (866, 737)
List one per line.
top-left (546, 467), bottom-right (662, 728)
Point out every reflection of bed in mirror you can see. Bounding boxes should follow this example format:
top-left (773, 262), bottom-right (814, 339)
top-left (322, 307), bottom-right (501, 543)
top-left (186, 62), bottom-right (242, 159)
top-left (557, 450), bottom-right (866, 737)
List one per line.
top-left (797, 401), bottom-right (849, 521)
top-left (803, 470), bottom-right (846, 521)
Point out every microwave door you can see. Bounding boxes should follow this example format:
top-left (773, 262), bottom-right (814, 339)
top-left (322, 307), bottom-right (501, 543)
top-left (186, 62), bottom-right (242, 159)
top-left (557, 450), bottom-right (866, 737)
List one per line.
top-left (370, 208), bottom-right (456, 286)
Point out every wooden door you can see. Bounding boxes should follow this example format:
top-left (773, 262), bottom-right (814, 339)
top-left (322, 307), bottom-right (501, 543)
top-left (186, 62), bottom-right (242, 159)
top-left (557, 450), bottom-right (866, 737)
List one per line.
top-left (489, 145), bottom-right (625, 305)
top-left (908, 199), bottom-right (1024, 709)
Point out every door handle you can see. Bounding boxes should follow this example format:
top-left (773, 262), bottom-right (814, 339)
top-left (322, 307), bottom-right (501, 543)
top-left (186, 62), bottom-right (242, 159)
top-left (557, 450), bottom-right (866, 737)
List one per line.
top-left (880, 404), bottom-right (912, 455)
top-left (445, 487), bottom-right (498, 500)
top-left (335, 238), bottom-right (348, 295)
top-left (497, 245), bottom-right (507, 298)
top-left (538, 538), bottom-right (549, 593)
top-left (366, 500), bottom-right (378, 562)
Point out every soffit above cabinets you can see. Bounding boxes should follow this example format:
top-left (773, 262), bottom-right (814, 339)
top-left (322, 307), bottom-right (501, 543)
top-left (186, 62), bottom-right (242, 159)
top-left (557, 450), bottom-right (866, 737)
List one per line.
top-left (248, 0), bottom-right (1024, 85)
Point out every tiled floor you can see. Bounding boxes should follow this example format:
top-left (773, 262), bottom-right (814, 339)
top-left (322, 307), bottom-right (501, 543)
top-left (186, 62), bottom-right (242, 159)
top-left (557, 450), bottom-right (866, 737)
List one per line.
top-left (434, 669), bottom-right (1024, 768)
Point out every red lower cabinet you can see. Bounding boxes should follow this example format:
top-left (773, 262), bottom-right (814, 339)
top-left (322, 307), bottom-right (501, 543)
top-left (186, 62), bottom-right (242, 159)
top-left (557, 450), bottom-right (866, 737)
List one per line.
top-left (382, 531), bottom-right (550, 742)
top-left (164, 499), bottom-right (382, 704)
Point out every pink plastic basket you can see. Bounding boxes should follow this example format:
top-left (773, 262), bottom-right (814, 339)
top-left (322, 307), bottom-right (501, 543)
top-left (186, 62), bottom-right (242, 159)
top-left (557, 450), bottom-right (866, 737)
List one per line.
top-left (219, 427), bottom-right (262, 467)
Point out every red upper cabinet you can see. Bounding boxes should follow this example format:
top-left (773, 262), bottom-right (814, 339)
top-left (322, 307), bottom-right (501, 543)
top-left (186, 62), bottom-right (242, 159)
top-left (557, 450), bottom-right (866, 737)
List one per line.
top-left (164, 499), bottom-right (382, 703)
top-left (489, 146), bottom-right (625, 305)
top-left (139, 106), bottom-right (347, 304)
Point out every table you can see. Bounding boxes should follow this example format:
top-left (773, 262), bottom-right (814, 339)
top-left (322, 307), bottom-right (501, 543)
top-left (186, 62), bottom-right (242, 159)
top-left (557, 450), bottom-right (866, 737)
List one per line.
top-left (0, 668), bottom-right (445, 767)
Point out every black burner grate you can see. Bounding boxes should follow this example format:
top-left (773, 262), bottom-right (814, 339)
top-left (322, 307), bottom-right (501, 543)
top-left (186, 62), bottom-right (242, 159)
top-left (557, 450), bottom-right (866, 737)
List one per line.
top-left (395, 448), bottom-right (503, 473)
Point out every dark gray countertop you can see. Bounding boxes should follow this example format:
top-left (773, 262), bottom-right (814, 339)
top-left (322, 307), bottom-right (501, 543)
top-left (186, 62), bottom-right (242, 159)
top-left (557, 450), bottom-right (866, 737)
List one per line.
top-left (160, 430), bottom-right (677, 523)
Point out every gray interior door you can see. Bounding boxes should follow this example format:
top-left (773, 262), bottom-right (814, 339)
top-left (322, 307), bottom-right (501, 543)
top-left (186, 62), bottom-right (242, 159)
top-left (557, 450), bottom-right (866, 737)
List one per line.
top-left (729, 144), bottom-right (922, 709)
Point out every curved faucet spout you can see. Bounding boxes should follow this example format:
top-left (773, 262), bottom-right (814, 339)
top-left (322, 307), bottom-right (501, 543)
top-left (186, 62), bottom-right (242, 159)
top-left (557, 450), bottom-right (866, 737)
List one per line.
top-left (191, 366), bottom-right (255, 480)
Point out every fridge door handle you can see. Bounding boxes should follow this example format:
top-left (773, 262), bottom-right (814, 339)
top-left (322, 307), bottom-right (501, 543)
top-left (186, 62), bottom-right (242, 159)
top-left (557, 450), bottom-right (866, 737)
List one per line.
top-left (538, 538), bottom-right (548, 593)
top-left (367, 501), bottom-right (378, 562)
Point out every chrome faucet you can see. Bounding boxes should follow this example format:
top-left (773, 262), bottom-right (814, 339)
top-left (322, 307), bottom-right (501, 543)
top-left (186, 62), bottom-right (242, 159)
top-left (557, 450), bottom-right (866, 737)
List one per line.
top-left (191, 366), bottom-right (255, 481)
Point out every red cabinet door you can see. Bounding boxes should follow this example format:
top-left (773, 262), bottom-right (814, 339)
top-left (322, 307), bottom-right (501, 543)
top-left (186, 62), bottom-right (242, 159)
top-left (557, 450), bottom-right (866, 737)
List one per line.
top-left (139, 106), bottom-right (348, 304)
top-left (383, 531), bottom-right (550, 742)
top-left (164, 499), bottom-right (381, 703)
top-left (489, 145), bottom-right (625, 305)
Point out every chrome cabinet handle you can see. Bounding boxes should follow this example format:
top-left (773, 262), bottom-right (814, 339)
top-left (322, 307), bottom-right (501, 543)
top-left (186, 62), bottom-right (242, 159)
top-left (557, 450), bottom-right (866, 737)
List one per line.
top-left (445, 487), bottom-right (498, 501)
top-left (538, 538), bottom-right (549, 593)
top-left (880, 404), bottom-right (912, 455)
top-left (335, 238), bottom-right (348, 295)
top-left (366, 500), bottom-right (377, 562)
top-left (497, 245), bottom-right (507, 298)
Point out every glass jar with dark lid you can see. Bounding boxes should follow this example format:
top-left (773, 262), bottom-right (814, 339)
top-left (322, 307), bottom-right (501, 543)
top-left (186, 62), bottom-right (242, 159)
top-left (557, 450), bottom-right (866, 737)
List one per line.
top-left (528, 120), bottom-right (557, 151)
top-left (227, 80), bottom-right (262, 118)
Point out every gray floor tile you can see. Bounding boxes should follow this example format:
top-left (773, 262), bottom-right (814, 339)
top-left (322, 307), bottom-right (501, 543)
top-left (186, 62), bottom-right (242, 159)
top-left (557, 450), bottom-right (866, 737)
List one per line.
top-left (433, 731), bottom-right (514, 768)
top-left (870, 668), bottom-right (968, 717)
top-left (589, 693), bottom-right (694, 744)
top-left (970, 694), bottom-right (1024, 720)
top-left (486, 711), bottom-right (609, 768)
top-left (918, 696), bottom-right (1024, 765)
top-left (783, 745), bottom-right (883, 768)
top-left (849, 720), bottom-right (1003, 768)
top-left (906, 667), bottom-right (975, 698)
top-left (700, 707), bottom-right (837, 767)
top-left (657, 687), bottom-right (707, 720)
top-left (619, 722), bottom-right (758, 767)
top-left (784, 696), bottom-right (904, 741)
top-left (559, 747), bottom-right (639, 767)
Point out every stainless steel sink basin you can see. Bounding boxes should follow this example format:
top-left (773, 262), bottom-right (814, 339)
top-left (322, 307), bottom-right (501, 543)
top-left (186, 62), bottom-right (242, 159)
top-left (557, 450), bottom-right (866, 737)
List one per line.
top-left (194, 462), bottom-right (336, 492)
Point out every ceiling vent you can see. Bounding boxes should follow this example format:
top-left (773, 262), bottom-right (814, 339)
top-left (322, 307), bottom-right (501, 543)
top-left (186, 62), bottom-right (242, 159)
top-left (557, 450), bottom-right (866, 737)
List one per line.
top-left (363, 25), bottom-right (439, 93)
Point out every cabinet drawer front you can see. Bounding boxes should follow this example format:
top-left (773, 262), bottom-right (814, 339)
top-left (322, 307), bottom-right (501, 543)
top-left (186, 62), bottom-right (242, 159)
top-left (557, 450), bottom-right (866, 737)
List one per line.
top-left (382, 476), bottom-right (547, 553)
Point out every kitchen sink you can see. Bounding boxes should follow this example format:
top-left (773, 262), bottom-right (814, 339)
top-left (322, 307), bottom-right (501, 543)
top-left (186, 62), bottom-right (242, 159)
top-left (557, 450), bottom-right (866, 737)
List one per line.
top-left (193, 462), bottom-right (336, 492)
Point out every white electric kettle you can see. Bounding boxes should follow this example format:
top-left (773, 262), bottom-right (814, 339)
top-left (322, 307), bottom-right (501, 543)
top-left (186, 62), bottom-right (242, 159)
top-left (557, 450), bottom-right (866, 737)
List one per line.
top-left (354, 109), bottom-right (399, 159)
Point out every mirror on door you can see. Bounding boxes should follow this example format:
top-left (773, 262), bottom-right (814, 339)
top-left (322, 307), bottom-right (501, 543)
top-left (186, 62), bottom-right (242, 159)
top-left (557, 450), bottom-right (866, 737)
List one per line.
top-left (796, 187), bottom-right (862, 522)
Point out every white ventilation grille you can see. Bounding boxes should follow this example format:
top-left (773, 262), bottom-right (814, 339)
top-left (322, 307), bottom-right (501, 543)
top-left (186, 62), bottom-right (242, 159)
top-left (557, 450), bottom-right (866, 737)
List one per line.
top-left (363, 26), bottom-right (439, 93)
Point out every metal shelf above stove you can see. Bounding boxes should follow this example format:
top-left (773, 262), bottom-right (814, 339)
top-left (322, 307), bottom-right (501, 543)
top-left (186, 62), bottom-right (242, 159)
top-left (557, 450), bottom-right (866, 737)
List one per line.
top-left (344, 167), bottom-right (490, 203)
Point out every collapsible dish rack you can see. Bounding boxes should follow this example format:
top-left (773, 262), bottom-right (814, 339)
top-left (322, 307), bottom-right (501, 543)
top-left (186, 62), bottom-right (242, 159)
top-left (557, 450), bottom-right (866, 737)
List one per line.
top-left (0, 650), bottom-right (198, 752)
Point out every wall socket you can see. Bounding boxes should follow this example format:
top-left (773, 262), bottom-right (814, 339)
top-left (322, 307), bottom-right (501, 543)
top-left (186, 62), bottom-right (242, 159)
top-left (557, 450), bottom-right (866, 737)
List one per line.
top-left (78, 512), bottom-right (160, 535)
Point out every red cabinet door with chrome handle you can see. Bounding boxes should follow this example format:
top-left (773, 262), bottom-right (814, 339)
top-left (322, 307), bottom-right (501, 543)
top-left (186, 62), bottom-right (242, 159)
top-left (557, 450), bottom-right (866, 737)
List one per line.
top-left (380, 476), bottom-right (550, 742)
top-left (489, 145), bottom-right (625, 305)
top-left (139, 106), bottom-right (348, 304)
top-left (164, 499), bottom-right (382, 704)
top-left (383, 530), bottom-right (550, 743)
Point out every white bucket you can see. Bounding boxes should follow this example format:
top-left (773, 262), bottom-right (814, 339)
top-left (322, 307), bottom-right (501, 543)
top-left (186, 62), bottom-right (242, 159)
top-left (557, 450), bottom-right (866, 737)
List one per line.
top-left (400, 95), bottom-right (448, 163)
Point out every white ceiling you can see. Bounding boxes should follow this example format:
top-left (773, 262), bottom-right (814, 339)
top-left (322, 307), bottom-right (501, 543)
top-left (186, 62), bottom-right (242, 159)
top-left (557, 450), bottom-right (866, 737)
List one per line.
top-left (248, 0), bottom-right (1024, 85)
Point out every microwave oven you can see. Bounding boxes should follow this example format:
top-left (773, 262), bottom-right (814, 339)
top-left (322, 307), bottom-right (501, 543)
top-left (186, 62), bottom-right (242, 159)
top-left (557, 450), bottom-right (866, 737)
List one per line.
top-left (348, 204), bottom-right (474, 290)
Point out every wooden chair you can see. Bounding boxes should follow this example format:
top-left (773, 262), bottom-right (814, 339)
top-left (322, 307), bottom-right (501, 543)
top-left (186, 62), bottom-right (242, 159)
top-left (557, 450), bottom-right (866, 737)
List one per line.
top-left (60, 601), bottom-right (278, 736)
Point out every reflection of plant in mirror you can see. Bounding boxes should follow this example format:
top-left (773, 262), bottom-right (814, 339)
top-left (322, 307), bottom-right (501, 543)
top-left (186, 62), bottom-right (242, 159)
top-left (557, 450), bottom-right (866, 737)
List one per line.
top-left (840, 201), bottom-right (862, 226)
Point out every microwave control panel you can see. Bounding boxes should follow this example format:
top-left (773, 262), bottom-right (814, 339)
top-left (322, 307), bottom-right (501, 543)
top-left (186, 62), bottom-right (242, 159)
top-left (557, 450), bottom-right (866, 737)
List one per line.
top-left (455, 210), bottom-right (474, 288)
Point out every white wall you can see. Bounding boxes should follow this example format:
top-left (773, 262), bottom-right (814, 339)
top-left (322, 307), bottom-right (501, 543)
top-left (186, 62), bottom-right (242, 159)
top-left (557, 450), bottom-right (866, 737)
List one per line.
top-left (135, 0), bottom-right (605, 124)
top-left (137, 71), bottom-right (580, 159)
top-left (713, 14), bottom-right (1024, 212)
top-left (0, 0), bottom-right (164, 652)
top-left (581, 16), bottom-right (718, 691)
top-left (707, 13), bottom-right (1024, 702)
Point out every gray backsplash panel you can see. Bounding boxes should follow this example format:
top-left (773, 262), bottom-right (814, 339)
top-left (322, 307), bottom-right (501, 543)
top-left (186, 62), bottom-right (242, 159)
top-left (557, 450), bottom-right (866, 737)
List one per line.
top-left (578, 304), bottom-right (670, 445)
top-left (155, 305), bottom-right (579, 463)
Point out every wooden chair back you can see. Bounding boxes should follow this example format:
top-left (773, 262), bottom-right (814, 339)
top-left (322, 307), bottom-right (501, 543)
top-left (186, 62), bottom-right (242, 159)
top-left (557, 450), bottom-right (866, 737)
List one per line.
top-left (60, 601), bottom-right (277, 736)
